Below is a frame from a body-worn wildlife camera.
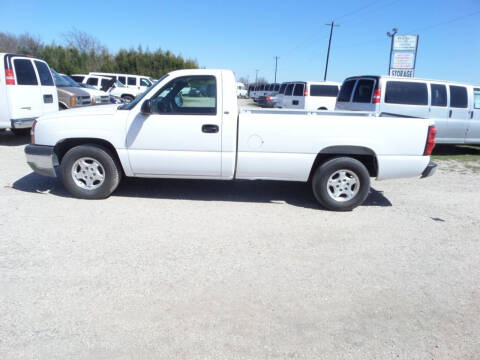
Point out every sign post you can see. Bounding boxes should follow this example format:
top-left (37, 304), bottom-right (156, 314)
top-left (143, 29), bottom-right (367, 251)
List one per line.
top-left (389, 34), bottom-right (419, 78)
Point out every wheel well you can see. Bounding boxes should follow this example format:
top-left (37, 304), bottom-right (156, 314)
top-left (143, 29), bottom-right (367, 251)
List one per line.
top-left (121, 94), bottom-right (134, 98)
top-left (54, 138), bottom-right (124, 174)
top-left (58, 102), bottom-right (67, 110)
top-left (308, 146), bottom-right (378, 181)
top-left (317, 107), bottom-right (327, 110)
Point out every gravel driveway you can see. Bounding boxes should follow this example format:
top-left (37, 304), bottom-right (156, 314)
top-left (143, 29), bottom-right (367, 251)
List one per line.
top-left (1, 130), bottom-right (479, 359)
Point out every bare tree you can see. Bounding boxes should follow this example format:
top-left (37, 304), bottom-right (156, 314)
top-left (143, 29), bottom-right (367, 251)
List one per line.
top-left (0, 32), bottom-right (42, 55)
top-left (62, 28), bottom-right (105, 55)
top-left (237, 76), bottom-right (250, 85)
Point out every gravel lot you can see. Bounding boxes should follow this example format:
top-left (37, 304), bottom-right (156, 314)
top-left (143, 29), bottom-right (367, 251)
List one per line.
top-left (0, 126), bottom-right (479, 359)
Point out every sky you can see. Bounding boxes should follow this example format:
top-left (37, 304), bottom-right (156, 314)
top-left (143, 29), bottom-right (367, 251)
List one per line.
top-left (2, 0), bottom-right (480, 84)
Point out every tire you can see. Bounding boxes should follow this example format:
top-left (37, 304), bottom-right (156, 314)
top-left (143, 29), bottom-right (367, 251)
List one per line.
top-left (121, 95), bottom-right (134, 103)
top-left (11, 128), bottom-right (30, 136)
top-left (317, 107), bottom-right (327, 111)
top-left (60, 144), bottom-right (122, 199)
top-left (312, 157), bottom-right (370, 211)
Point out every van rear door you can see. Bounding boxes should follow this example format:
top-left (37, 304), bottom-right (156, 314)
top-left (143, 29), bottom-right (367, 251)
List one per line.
top-left (466, 88), bottom-right (480, 144)
top-left (290, 83), bottom-right (305, 109)
top-left (448, 85), bottom-right (470, 142)
top-left (429, 83), bottom-right (449, 142)
top-left (33, 60), bottom-right (57, 116)
top-left (8, 57), bottom-right (43, 121)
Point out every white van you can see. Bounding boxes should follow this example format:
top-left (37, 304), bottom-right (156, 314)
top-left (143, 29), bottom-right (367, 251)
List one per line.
top-left (71, 74), bottom-right (138, 103)
top-left (279, 81), bottom-right (340, 110)
top-left (0, 53), bottom-right (58, 134)
top-left (236, 82), bottom-right (248, 98)
top-left (335, 75), bottom-right (480, 144)
top-left (89, 72), bottom-right (153, 96)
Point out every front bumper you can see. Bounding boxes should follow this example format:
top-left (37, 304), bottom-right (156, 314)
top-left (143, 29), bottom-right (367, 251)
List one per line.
top-left (11, 118), bottom-right (36, 129)
top-left (421, 161), bottom-right (437, 178)
top-left (25, 145), bottom-right (58, 178)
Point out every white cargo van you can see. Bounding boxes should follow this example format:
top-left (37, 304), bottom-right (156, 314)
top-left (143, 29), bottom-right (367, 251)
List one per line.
top-left (0, 53), bottom-right (58, 134)
top-left (279, 81), bottom-right (340, 110)
top-left (335, 76), bottom-right (480, 144)
top-left (89, 72), bottom-right (153, 96)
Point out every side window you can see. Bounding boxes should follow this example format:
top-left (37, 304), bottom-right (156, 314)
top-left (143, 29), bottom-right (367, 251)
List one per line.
top-left (118, 76), bottom-right (126, 85)
top-left (293, 83), bottom-right (304, 96)
top-left (34, 61), bottom-right (54, 86)
top-left (140, 78), bottom-right (151, 87)
top-left (285, 83), bottom-right (295, 96)
top-left (274, 84), bottom-right (280, 91)
top-left (13, 59), bottom-right (38, 85)
top-left (337, 80), bottom-right (356, 102)
top-left (127, 77), bottom-right (137, 86)
top-left (100, 78), bottom-right (111, 88)
top-left (279, 83), bottom-right (287, 94)
top-left (430, 84), bottom-right (447, 107)
top-left (353, 79), bottom-right (375, 103)
top-left (71, 75), bottom-right (84, 83)
top-left (385, 81), bottom-right (428, 105)
top-left (87, 77), bottom-right (99, 86)
top-left (151, 75), bottom-right (217, 115)
top-left (474, 88), bottom-right (480, 109)
top-left (310, 85), bottom-right (339, 97)
top-left (449, 86), bottom-right (468, 108)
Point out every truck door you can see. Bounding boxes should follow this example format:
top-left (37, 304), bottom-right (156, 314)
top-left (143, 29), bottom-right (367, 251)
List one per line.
top-left (33, 60), bottom-right (57, 116)
top-left (448, 85), bottom-right (470, 143)
top-left (429, 83), bottom-right (449, 142)
top-left (8, 57), bottom-right (43, 121)
top-left (465, 87), bottom-right (480, 144)
top-left (126, 74), bottom-right (222, 177)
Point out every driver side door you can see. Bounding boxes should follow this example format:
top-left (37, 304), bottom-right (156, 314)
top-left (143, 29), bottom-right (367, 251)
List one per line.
top-left (126, 74), bottom-right (223, 178)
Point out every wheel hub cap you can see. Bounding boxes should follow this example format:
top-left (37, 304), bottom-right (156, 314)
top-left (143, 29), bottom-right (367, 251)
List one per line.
top-left (71, 157), bottom-right (105, 190)
top-left (327, 169), bottom-right (360, 202)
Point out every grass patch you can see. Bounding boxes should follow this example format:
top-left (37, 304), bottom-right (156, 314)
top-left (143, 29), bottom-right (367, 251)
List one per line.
top-left (431, 145), bottom-right (480, 162)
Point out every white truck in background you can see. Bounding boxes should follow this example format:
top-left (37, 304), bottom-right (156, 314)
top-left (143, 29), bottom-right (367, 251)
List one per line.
top-left (25, 69), bottom-right (437, 211)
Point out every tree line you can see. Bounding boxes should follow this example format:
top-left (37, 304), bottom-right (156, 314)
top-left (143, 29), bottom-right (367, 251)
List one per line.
top-left (0, 30), bottom-right (198, 78)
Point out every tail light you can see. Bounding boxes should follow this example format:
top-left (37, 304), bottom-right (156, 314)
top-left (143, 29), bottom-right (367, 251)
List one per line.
top-left (424, 125), bottom-right (437, 155)
top-left (304, 87), bottom-right (308, 96)
top-left (5, 69), bottom-right (15, 85)
top-left (266, 96), bottom-right (271, 101)
top-left (372, 89), bottom-right (381, 103)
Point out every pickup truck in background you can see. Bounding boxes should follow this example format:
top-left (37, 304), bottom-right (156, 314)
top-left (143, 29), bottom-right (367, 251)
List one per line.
top-left (25, 69), bottom-right (437, 211)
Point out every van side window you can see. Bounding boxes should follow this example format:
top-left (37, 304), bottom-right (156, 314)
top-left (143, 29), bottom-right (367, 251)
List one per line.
top-left (285, 83), bottom-right (294, 96)
top-left (118, 76), bottom-right (126, 85)
top-left (430, 84), bottom-right (447, 107)
top-left (34, 61), bottom-right (54, 86)
top-left (274, 84), bottom-right (280, 91)
top-left (474, 88), bottom-right (480, 109)
top-left (71, 75), bottom-right (84, 83)
top-left (13, 59), bottom-right (38, 85)
top-left (100, 78), bottom-right (111, 88)
top-left (128, 77), bottom-right (137, 86)
top-left (337, 80), bottom-right (356, 102)
top-left (353, 79), bottom-right (374, 103)
top-left (449, 86), bottom-right (468, 108)
top-left (279, 84), bottom-right (287, 94)
top-left (293, 83), bottom-right (304, 96)
top-left (310, 85), bottom-right (339, 97)
top-left (87, 77), bottom-right (99, 86)
top-left (385, 81), bottom-right (428, 105)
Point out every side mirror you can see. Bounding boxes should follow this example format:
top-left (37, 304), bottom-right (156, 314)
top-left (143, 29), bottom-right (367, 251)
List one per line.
top-left (141, 99), bottom-right (152, 115)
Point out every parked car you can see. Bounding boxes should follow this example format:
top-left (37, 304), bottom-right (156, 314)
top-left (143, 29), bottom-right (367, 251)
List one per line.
top-left (51, 70), bottom-right (91, 110)
top-left (278, 81), bottom-right (340, 110)
top-left (0, 53), bottom-right (58, 134)
top-left (61, 74), bottom-right (110, 105)
top-left (89, 72), bottom-right (153, 96)
top-left (335, 75), bottom-right (480, 144)
top-left (25, 69), bottom-right (436, 211)
top-left (236, 82), bottom-right (248, 98)
top-left (72, 74), bottom-right (138, 103)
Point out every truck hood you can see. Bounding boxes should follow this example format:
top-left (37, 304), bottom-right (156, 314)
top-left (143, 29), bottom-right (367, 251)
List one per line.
top-left (38, 104), bottom-right (120, 122)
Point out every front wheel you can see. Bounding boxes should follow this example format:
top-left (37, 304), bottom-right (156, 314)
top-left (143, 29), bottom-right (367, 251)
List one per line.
top-left (60, 145), bottom-right (122, 199)
top-left (312, 157), bottom-right (370, 211)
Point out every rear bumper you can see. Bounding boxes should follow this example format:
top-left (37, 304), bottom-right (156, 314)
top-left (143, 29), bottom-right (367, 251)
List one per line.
top-left (421, 161), bottom-right (437, 178)
top-left (11, 118), bottom-right (36, 129)
top-left (24, 145), bottom-right (58, 178)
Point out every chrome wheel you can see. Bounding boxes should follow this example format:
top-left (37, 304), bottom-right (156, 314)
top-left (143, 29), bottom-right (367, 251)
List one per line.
top-left (326, 169), bottom-right (360, 202)
top-left (71, 157), bottom-right (105, 190)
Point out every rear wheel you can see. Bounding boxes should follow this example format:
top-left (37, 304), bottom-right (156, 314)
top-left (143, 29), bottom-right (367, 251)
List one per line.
top-left (60, 145), bottom-right (121, 199)
top-left (312, 157), bottom-right (370, 211)
top-left (121, 95), bottom-right (134, 103)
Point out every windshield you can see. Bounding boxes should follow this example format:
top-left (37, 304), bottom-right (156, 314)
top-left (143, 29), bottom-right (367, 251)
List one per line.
top-left (62, 75), bottom-right (81, 87)
top-left (80, 83), bottom-right (97, 90)
top-left (52, 70), bottom-right (75, 87)
top-left (118, 73), bottom-right (169, 110)
top-left (114, 80), bottom-right (126, 88)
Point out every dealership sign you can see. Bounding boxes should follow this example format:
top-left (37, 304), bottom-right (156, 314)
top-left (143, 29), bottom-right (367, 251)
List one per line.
top-left (389, 34), bottom-right (419, 78)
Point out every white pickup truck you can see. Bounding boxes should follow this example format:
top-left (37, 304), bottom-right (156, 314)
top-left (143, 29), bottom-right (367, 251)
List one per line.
top-left (25, 69), bottom-right (437, 211)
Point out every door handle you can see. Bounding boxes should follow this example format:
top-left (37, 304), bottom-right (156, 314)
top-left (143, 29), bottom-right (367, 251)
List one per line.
top-left (470, 110), bottom-right (474, 119)
top-left (292, 100), bottom-right (299, 105)
top-left (202, 124), bottom-right (219, 133)
top-left (449, 110), bottom-right (452, 118)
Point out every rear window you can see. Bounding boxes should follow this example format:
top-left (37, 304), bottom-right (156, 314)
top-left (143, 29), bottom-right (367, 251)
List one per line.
top-left (128, 77), bottom-right (136, 86)
top-left (430, 84), bottom-right (447, 107)
top-left (279, 83), bottom-right (287, 94)
top-left (352, 79), bottom-right (374, 103)
top-left (34, 61), bottom-right (54, 86)
top-left (293, 83), bottom-right (304, 96)
top-left (337, 79), bottom-right (356, 102)
top-left (87, 77), bottom-right (99, 86)
top-left (310, 85), bottom-right (339, 97)
top-left (285, 83), bottom-right (294, 96)
top-left (118, 76), bottom-right (126, 85)
top-left (449, 85), bottom-right (468, 108)
top-left (13, 59), bottom-right (38, 85)
top-left (385, 81), bottom-right (428, 105)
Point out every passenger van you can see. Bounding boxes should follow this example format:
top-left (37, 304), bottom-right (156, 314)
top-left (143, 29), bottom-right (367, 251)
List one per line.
top-left (0, 53), bottom-right (58, 134)
top-left (278, 81), bottom-right (340, 110)
top-left (335, 76), bottom-right (480, 144)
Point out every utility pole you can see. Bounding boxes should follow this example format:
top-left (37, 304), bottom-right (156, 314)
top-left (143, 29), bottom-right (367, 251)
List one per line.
top-left (387, 28), bottom-right (398, 75)
top-left (255, 69), bottom-right (259, 84)
top-left (274, 56), bottom-right (279, 83)
top-left (324, 21), bottom-right (340, 81)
